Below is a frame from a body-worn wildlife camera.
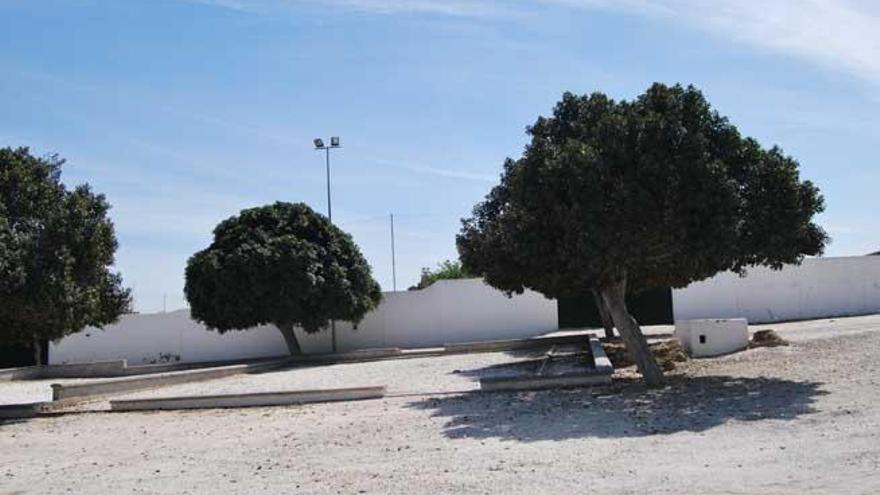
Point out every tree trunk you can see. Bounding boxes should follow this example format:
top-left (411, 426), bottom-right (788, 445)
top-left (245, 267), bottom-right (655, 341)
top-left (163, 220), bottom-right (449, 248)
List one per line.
top-left (33, 335), bottom-right (43, 366)
top-left (275, 323), bottom-right (302, 355)
top-left (591, 289), bottom-right (615, 339)
top-left (599, 277), bottom-right (664, 388)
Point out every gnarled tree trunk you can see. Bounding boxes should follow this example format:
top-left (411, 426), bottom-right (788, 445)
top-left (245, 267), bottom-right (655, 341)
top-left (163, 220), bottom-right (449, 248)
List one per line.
top-left (275, 322), bottom-right (302, 355)
top-left (591, 289), bottom-right (615, 339)
top-left (599, 276), bottom-right (664, 387)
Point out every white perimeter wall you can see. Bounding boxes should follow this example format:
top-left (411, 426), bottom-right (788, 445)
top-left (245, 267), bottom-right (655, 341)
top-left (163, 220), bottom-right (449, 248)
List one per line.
top-left (673, 256), bottom-right (880, 323)
top-left (49, 278), bottom-right (558, 365)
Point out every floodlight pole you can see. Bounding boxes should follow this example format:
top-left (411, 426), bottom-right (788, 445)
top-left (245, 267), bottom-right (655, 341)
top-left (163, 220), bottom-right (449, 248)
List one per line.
top-left (314, 137), bottom-right (341, 352)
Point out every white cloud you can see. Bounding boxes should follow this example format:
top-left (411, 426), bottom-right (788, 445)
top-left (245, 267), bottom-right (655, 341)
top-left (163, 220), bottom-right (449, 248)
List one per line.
top-left (550, 0), bottom-right (880, 86)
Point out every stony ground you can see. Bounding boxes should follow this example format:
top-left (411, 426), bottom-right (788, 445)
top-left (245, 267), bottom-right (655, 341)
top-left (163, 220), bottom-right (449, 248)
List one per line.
top-left (2, 315), bottom-right (880, 494)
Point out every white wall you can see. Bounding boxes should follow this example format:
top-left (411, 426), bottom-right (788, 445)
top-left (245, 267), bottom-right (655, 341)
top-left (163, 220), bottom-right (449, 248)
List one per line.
top-left (673, 256), bottom-right (880, 323)
top-left (49, 279), bottom-right (558, 365)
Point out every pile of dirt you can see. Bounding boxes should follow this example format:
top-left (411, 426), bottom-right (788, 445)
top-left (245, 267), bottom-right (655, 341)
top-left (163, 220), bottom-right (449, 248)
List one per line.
top-left (749, 329), bottom-right (789, 348)
top-left (602, 338), bottom-right (688, 371)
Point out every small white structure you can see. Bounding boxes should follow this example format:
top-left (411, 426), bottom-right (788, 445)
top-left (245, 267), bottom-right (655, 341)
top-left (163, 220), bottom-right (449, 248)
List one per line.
top-left (49, 278), bottom-right (558, 365)
top-left (674, 318), bottom-right (749, 358)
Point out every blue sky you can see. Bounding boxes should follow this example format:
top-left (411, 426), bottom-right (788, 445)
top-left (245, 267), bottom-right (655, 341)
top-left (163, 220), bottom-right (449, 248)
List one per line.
top-left (1, 0), bottom-right (878, 312)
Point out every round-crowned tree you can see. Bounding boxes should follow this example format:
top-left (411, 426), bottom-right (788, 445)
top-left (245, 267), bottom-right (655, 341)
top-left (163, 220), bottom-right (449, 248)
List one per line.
top-left (184, 202), bottom-right (382, 354)
top-left (0, 147), bottom-right (132, 364)
top-left (457, 83), bottom-right (827, 387)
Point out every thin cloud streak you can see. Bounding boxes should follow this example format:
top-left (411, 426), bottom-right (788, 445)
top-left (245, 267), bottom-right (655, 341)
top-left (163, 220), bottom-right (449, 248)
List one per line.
top-left (188, 0), bottom-right (880, 86)
top-left (549, 0), bottom-right (880, 86)
top-left (373, 158), bottom-right (497, 183)
top-left (184, 0), bottom-right (517, 17)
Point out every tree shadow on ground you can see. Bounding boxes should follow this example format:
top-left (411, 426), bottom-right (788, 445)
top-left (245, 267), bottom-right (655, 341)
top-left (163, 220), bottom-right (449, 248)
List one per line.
top-left (407, 374), bottom-right (827, 441)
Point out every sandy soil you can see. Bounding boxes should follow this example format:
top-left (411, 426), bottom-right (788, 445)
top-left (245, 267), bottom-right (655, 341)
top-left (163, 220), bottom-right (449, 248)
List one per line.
top-left (2, 315), bottom-right (879, 494)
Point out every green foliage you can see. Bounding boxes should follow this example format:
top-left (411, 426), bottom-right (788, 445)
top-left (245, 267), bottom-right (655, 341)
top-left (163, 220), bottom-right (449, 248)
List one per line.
top-left (409, 259), bottom-right (471, 290)
top-left (185, 202), bottom-right (382, 334)
top-left (0, 147), bottom-right (131, 345)
top-left (458, 83), bottom-right (828, 298)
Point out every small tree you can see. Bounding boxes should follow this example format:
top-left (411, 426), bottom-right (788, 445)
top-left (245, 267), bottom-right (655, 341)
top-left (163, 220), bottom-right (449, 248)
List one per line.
top-left (0, 147), bottom-right (132, 364)
top-left (409, 259), bottom-right (472, 290)
top-left (458, 84), bottom-right (827, 387)
top-left (184, 202), bottom-right (382, 354)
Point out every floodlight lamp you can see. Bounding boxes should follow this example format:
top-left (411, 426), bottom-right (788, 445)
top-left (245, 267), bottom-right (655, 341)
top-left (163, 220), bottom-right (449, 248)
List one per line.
top-left (330, 136), bottom-right (340, 147)
top-left (313, 138), bottom-right (325, 149)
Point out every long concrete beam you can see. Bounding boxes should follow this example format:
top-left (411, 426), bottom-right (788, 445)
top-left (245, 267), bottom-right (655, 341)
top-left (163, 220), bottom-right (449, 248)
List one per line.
top-left (443, 333), bottom-right (593, 354)
top-left (109, 386), bottom-right (386, 412)
top-left (51, 360), bottom-right (284, 401)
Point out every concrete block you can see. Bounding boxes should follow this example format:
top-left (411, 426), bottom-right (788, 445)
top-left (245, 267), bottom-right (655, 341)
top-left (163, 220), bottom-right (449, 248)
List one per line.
top-left (675, 318), bottom-right (749, 357)
top-left (109, 386), bottom-right (386, 412)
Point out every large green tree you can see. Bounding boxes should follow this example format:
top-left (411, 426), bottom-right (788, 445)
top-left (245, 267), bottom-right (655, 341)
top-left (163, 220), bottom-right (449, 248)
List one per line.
top-left (0, 147), bottom-right (132, 364)
top-left (458, 84), bottom-right (827, 387)
top-left (185, 202), bottom-right (382, 354)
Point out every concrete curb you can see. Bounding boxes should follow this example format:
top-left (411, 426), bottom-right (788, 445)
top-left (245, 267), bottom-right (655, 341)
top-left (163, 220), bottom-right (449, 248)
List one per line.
top-left (51, 360), bottom-right (285, 401)
top-left (285, 348), bottom-right (402, 364)
top-left (109, 386), bottom-right (386, 412)
top-left (0, 402), bottom-right (45, 419)
top-left (480, 372), bottom-right (613, 391)
top-left (443, 334), bottom-right (592, 355)
top-left (588, 336), bottom-right (614, 373)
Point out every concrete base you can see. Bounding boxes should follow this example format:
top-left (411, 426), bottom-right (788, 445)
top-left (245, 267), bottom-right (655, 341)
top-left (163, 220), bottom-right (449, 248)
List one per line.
top-left (109, 386), bottom-right (386, 412)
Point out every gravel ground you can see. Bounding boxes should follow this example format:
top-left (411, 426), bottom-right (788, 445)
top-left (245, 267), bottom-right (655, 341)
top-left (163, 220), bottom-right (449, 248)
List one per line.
top-left (2, 315), bottom-right (880, 494)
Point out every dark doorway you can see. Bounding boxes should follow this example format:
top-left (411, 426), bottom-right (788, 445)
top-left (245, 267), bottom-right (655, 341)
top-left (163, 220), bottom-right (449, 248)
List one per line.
top-left (558, 287), bottom-right (674, 329)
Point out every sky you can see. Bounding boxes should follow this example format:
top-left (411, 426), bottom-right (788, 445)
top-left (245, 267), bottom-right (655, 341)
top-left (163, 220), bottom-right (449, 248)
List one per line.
top-left (1, 0), bottom-right (878, 313)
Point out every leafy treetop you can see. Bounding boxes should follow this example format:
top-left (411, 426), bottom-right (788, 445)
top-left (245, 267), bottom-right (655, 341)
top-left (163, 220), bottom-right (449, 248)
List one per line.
top-left (185, 202), bottom-right (382, 336)
top-left (0, 147), bottom-right (131, 346)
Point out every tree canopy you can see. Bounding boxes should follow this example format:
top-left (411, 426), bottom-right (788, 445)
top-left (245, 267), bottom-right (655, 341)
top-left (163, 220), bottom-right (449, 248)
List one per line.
top-left (409, 259), bottom-right (472, 290)
top-left (0, 147), bottom-right (131, 361)
top-left (457, 83), bottom-right (827, 386)
top-left (184, 202), bottom-right (382, 354)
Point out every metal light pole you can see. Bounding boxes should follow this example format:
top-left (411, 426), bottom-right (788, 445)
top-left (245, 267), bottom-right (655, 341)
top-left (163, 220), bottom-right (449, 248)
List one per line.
top-left (314, 136), bottom-right (341, 352)
top-left (390, 213), bottom-right (397, 292)
top-left (313, 137), bottom-right (340, 221)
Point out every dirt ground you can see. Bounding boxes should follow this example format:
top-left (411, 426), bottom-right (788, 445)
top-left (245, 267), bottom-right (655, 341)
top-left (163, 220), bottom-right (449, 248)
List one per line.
top-left (2, 315), bottom-right (880, 494)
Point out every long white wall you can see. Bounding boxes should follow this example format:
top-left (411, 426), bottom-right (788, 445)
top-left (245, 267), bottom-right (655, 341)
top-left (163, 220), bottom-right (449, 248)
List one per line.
top-left (673, 256), bottom-right (880, 323)
top-left (49, 278), bottom-right (558, 365)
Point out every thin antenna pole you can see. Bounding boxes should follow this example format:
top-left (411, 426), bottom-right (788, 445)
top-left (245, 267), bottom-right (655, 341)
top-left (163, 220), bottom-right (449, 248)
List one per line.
top-left (390, 213), bottom-right (397, 292)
